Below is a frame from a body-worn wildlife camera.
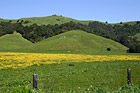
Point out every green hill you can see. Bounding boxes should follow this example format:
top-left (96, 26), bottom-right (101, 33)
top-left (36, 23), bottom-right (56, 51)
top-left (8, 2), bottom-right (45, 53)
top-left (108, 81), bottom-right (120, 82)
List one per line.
top-left (0, 15), bottom-right (138, 26)
top-left (0, 18), bottom-right (4, 21)
top-left (132, 33), bottom-right (140, 41)
top-left (0, 32), bottom-right (33, 51)
top-left (23, 30), bottom-right (128, 53)
top-left (0, 15), bottom-right (90, 25)
top-left (19, 15), bottom-right (90, 25)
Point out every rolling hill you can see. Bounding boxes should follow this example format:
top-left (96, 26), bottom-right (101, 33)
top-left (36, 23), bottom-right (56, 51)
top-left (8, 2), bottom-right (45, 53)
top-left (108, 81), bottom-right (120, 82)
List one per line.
top-left (1, 15), bottom-right (138, 53)
top-left (1, 15), bottom-right (138, 26)
top-left (0, 32), bottom-right (33, 51)
top-left (22, 30), bottom-right (128, 53)
top-left (0, 15), bottom-right (91, 25)
top-left (19, 15), bottom-right (90, 25)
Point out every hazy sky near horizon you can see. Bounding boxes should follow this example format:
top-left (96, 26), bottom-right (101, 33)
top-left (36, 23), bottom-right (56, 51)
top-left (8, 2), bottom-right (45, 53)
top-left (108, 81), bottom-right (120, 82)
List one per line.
top-left (0, 0), bottom-right (140, 23)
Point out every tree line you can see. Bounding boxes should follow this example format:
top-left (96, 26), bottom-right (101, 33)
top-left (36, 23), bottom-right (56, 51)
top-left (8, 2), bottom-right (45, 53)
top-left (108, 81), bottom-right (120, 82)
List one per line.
top-left (0, 20), bottom-right (140, 53)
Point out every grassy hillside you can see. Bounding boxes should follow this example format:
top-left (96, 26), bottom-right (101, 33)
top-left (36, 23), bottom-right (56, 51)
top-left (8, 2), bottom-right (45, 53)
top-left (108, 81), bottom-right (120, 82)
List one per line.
top-left (20, 15), bottom-right (90, 25)
top-left (0, 18), bottom-right (4, 21)
top-left (132, 33), bottom-right (140, 41)
top-left (0, 32), bottom-right (33, 51)
top-left (0, 18), bottom-right (11, 22)
top-left (23, 30), bottom-right (128, 53)
top-left (0, 15), bottom-right (90, 25)
top-left (0, 15), bottom-right (139, 26)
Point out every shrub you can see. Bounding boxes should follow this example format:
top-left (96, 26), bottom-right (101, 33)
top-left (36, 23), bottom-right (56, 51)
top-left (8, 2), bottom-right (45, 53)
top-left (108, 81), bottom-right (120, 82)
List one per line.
top-left (106, 48), bottom-right (111, 51)
top-left (13, 84), bottom-right (37, 93)
top-left (117, 85), bottom-right (140, 93)
top-left (68, 64), bottom-right (75, 66)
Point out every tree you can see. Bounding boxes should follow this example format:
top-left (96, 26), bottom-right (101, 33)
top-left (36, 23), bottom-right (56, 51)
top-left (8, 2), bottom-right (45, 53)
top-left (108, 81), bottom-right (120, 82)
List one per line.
top-left (106, 48), bottom-right (111, 51)
top-left (24, 21), bottom-right (31, 24)
top-left (56, 19), bottom-right (60, 21)
top-left (137, 21), bottom-right (140, 24)
top-left (17, 20), bottom-right (20, 22)
top-left (20, 20), bottom-right (24, 23)
top-left (119, 34), bottom-right (130, 47)
top-left (9, 20), bottom-right (12, 23)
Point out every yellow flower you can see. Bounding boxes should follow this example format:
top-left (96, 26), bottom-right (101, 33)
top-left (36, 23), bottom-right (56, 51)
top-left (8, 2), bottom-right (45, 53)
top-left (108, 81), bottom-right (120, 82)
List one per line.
top-left (0, 52), bottom-right (140, 69)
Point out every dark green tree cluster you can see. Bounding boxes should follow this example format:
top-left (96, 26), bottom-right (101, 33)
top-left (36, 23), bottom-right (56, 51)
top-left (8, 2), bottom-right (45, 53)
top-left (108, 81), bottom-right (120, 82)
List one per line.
top-left (0, 20), bottom-right (140, 53)
top-left (0, 21), bottom-right (22, 36)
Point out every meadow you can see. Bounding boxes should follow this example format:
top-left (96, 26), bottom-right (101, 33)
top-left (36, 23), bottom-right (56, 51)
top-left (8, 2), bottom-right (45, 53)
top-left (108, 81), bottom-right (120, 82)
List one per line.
top-left (0, 52), bottom-right (140, 92)
top-left (1, 16), bottom-right (140, 92)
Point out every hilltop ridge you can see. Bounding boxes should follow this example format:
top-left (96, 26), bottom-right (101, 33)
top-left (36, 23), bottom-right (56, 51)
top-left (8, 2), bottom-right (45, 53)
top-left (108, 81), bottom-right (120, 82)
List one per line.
top-left (0, 15), bottom-right (91, 25)
top-left (0, 15), bottom-right (139, 25)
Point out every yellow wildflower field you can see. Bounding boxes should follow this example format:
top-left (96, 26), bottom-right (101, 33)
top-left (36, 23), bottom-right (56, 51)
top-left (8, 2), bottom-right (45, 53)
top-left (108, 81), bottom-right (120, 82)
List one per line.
top-left (0, 52), bottom-right (140, 69)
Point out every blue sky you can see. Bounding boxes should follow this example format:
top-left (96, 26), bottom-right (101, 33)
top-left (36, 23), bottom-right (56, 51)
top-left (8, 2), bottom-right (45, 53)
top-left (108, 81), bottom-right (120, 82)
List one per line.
top-left (0, 0), bottom-right (140, 23)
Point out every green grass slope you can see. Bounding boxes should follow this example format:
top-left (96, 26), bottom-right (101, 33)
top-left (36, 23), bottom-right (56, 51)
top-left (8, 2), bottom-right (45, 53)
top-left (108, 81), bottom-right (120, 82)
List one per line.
top-left (0, 32), bottom-right (33, 51)
top-left (0, 15), bottom-right (138, 26)
top-left (0, 60), bottom-right (140, 92)
top-left (0, 18), bottom-right (4, 21)
top-left (1, 15), bottom-right (90, 25)
top-left (24, 30), bottom-right (128, 53)
top-left (19, 15), bottom-right (90, 25)
top-left (132, 33), bottom-right (140, 41)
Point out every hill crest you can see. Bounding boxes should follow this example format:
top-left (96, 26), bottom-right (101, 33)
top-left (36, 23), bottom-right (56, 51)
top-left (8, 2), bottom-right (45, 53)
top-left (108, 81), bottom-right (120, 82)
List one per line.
top-left (0, 32), bottom-right (33, 51)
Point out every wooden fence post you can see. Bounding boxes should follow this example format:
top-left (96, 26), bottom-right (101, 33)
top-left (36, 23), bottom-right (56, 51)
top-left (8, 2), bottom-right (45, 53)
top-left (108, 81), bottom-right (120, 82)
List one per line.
top-left (127, 68), bottom-right (131, 85)
top-left (33, 74), bottom-right (38, 89)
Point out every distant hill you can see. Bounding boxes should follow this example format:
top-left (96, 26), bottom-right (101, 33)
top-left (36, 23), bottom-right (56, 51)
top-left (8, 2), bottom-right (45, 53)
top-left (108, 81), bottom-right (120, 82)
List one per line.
top-left (0, 32), bottom-right (33, 51)
top-left (20, 15), bottom-right (91, 25)
top-left (0, 15), bottom-right (139, 26)
top-left (23, 30), bottom-right (128, 53)
top-left (0, 15), bottom-right (91, 25)
top-left (0, 18), bottom-right (4, 21)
